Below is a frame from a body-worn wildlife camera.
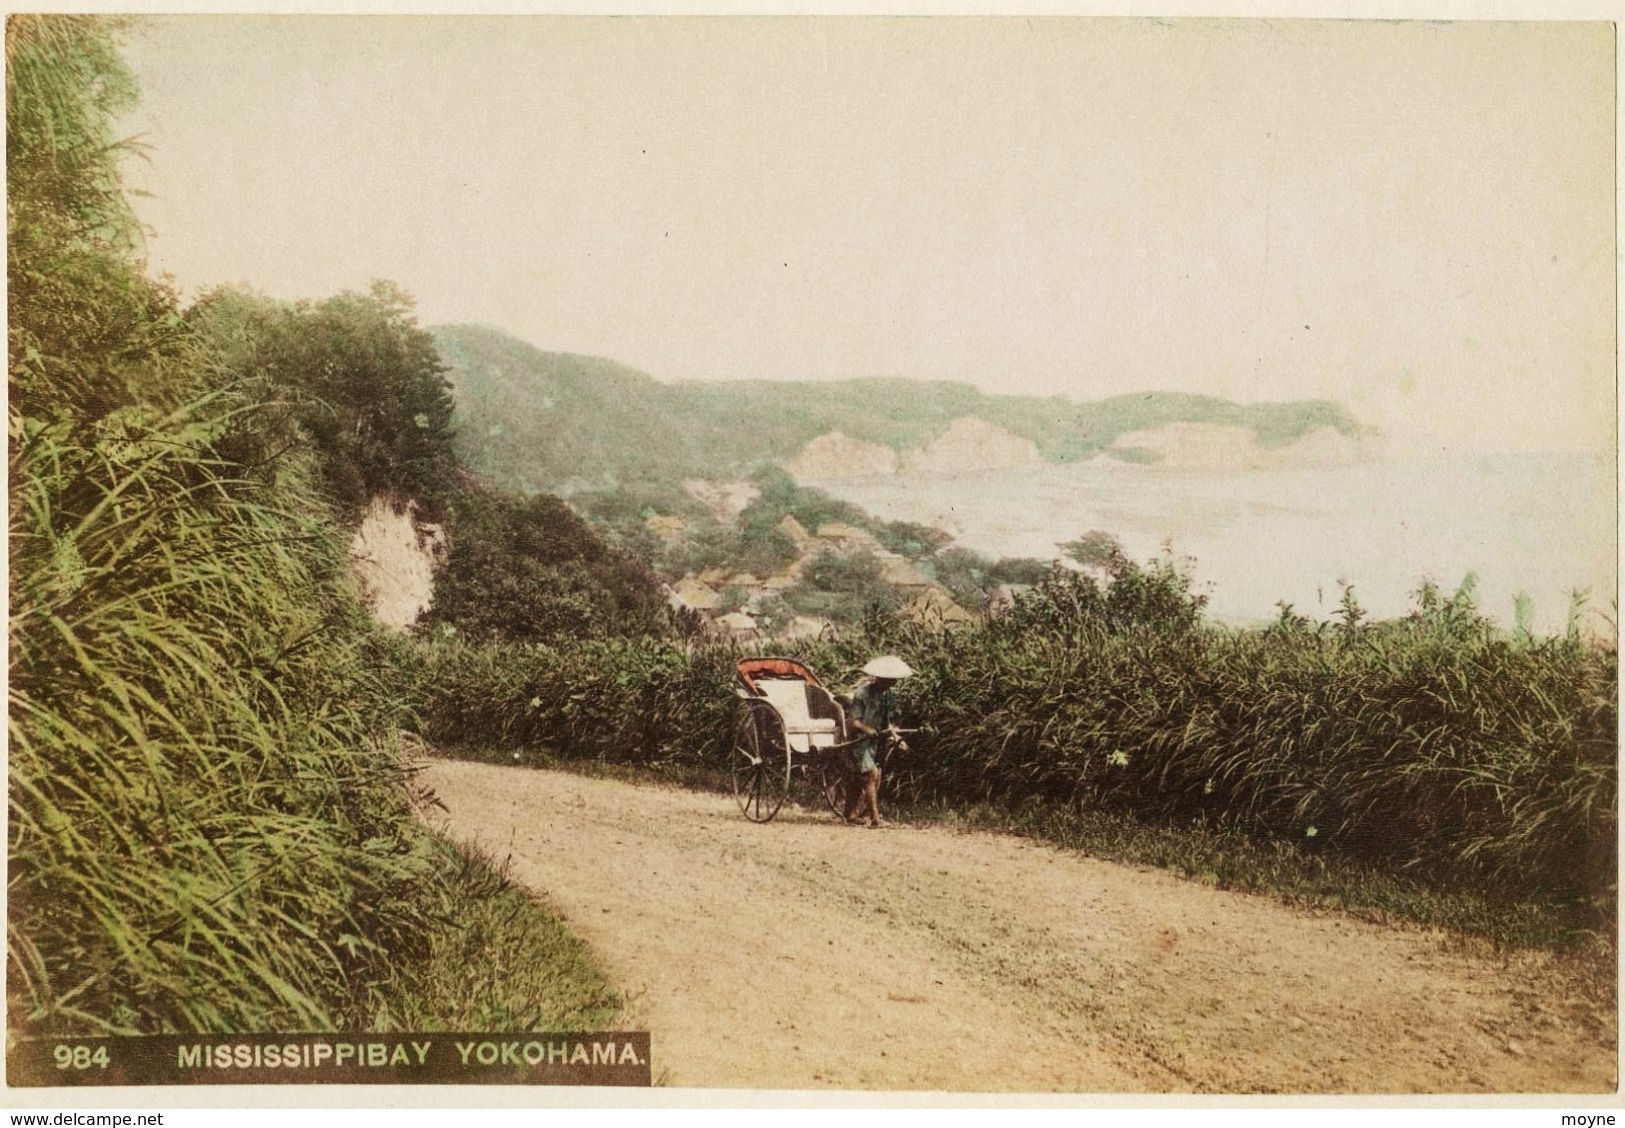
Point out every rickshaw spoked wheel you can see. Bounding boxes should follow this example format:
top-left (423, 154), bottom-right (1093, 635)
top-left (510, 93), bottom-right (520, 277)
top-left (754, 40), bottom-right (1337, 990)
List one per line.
top-left (818, 752), bottom-right (853, 819)
top-left (732, 703), bottom-right (790, 823)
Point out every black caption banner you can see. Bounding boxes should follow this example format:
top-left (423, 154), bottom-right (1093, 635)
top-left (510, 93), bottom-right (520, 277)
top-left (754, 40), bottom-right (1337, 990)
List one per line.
top-left (8, 1032), bottom-right (651, 1087)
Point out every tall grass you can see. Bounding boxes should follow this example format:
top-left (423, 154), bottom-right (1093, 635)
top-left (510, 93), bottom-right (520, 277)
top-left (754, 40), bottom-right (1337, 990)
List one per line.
top-left (9, 397), bottom-right (492, 1033)
top-left (373, 836), bottom-right (619, 1033)
top-left (8, 389), bottom-right (625, 1039)
top-left (904, 612), bottom-right (1616, 903)
top-left (407, 636), bottom-right (740, 771)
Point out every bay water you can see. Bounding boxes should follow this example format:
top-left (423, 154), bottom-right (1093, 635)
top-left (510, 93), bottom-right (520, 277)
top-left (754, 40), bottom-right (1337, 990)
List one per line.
top-left (807, 452), bottom-right (1617, 636)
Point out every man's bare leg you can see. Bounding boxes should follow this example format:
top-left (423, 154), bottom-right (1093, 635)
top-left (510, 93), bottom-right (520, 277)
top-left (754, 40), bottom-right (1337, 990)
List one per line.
top-left (866, 768), bottom-right (883, 828)
top-left (843, 767), bottom-right (863, 823)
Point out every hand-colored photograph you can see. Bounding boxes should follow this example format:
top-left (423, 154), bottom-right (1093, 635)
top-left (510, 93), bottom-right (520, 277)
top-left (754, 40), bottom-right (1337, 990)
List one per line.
top-left (6, 11), bottom-right (1616, 1100)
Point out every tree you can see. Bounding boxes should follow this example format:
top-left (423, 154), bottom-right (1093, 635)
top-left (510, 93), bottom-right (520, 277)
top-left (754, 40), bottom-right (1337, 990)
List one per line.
top-left (875, 520), bottom-right (952, 560)
top-left (422, 485), bottom-right (670, 645)
top-left (788, 547), bottom-right (901, 621)
top-left (189, 282), bottom-right (458, 517)
top-left (986, 556), bottom-right (1051, 586)
top-left (932, 546), bottom-right (993, 610)
top-left (1059, 529), bottom-right (1128, 573)
top-left (1000, 544), bottom-right (1206, 636)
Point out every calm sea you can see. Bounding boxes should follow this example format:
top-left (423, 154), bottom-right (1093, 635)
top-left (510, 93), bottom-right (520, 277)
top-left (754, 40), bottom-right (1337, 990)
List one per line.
top-left (806, 452), bottom-right (1618, 636)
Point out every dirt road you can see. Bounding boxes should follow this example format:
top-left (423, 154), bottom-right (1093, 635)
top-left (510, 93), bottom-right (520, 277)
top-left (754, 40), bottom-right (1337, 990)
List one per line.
top-left (418, 757), bottom-right (1615, 1093)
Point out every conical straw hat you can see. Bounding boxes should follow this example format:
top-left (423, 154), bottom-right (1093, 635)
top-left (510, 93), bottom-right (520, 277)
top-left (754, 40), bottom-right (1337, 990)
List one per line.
top-left (861, 655), bottom-right (915, 679)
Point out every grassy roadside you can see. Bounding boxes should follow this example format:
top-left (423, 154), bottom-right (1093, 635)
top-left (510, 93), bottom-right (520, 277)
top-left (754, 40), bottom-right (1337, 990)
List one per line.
top-left (929, 800), bottom-right (1612, 949)
top-left (377, 831), bottom-right (620, 1033)
top-left (933, 796), bottom-right (1618, 1024)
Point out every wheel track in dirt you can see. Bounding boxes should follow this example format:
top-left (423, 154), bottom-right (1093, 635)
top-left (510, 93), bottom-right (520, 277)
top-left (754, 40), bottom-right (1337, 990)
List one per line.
top-left (417, 757), bottom-right (1616, 1093)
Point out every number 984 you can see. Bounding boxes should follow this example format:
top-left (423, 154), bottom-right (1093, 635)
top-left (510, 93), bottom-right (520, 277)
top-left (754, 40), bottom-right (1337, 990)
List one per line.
top-left (54, 1044), bottom-right (110, 1069)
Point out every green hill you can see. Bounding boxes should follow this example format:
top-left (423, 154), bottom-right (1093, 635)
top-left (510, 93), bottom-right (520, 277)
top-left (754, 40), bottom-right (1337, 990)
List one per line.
top-left (434, 323), bottom-right (1367, 492)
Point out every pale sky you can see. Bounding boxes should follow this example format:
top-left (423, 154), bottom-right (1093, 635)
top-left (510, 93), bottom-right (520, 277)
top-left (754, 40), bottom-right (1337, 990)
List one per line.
top-left (116, 15), bottom-right (1616, 455)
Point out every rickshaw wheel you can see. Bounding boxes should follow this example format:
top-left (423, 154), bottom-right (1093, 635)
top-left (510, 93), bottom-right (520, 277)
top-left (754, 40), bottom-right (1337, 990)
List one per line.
top-left (818, 755), bottom-right (853, 819)
top-left (732, 703), bottom-right (789, 823)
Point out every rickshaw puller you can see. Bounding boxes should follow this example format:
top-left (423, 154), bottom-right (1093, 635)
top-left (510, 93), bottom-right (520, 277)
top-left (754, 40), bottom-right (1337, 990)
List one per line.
top-left (845, 655), bottom-right (914, 828)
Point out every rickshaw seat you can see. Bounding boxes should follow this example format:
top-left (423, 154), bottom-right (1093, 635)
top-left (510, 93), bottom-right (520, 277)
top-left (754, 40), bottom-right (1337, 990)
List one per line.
top-left (755, 677), bottom-right (839, 752)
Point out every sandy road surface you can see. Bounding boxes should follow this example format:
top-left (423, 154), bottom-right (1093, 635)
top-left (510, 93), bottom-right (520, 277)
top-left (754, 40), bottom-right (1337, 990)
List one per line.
top-left (418, 758), bottom-right (1616, 1093)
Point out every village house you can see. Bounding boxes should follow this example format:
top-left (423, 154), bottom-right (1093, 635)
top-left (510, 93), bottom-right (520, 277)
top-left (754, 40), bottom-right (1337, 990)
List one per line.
top-left (902, 586), bottom-right (978, 627)
top-left (668, 577), bottom-right (721, 612)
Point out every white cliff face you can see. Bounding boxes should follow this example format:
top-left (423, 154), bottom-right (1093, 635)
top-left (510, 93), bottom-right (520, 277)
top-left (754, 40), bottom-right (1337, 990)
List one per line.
top-left (786, 418), bottom-right (1373, 481)
top-left (1108, 423), bottom-right (1373, 472)
top-left (786, 432), bottom-right (900, 478)
top-left (348, 497), bottom-right (447, 630)
top-left (901, 417), bottom-right (1041, 476)
top-left (787, 418), bottom-right (1040, 480)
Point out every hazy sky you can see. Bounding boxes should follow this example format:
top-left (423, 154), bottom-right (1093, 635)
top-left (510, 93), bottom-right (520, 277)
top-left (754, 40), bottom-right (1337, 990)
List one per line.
top-left (117, 15), bottom-right (1615, 455)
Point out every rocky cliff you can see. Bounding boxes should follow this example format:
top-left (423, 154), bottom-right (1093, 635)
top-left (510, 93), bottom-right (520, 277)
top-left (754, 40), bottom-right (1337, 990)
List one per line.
top-left (348, 497), bottom-right (447, 630)
top-left (786, 432), bottom-right (901, 478)
top-left (789, 417), bottom-right (1041, 479)
top-left (902, 417), bottom-right (1041, 476)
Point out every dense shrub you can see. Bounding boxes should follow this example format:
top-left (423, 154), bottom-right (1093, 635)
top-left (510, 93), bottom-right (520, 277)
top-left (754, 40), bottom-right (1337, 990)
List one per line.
top-left (998, 549), bottom-right (1209, 636)
top-left (420, 558), bottom-right (1616, 911)
top-left (787, 548), bottom-right (902, 621)
top-left (421, 484), bottom-right (671, 645)
top-left (410, 620), bottom-right (913, 780)
top-left (873, 520), bottom-right (954, 560)
top-left (907, 617), bottom-right (1615, 899)
top-left (410, 638), bottom-right (740, 770)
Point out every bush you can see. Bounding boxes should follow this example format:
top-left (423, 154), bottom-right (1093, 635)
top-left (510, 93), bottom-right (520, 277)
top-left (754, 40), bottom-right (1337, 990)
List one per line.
top-left (788, 548), bottom-right (902, 621)
top-left (907, 620), bottom-right (1614, 898)
top-left (421, 554), bottom-right (1616, 916)
top-left (421, 483), bottom-right (671, 645)
top-left (873, 520), bottom-right (953, 560)
top-left (188, 282), bottom-right (459, 519)
top-left (411, 638), bottom-right (740, 773)
top-left (986, 556), bottom-right (1051, 586)
top-left (929, 546), bottom-right (993, 611)
top-left (999, 548), bottom-right (1208, 637)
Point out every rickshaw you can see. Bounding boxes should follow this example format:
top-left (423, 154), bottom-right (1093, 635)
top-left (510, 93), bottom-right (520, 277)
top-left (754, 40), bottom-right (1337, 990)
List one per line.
top-left (730, 656), bottom-right (863, 823)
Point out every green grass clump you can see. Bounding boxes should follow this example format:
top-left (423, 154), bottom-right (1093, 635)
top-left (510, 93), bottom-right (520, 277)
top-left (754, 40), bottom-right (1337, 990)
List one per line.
top-left (7, 358), bottom-right (619, 1038)
top-left (376, 835), bottom-right (618, 1032)
top-left (10, 401), bottom-right (414, 1032)
top-left (409, 636), bottom-right (741, 770)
